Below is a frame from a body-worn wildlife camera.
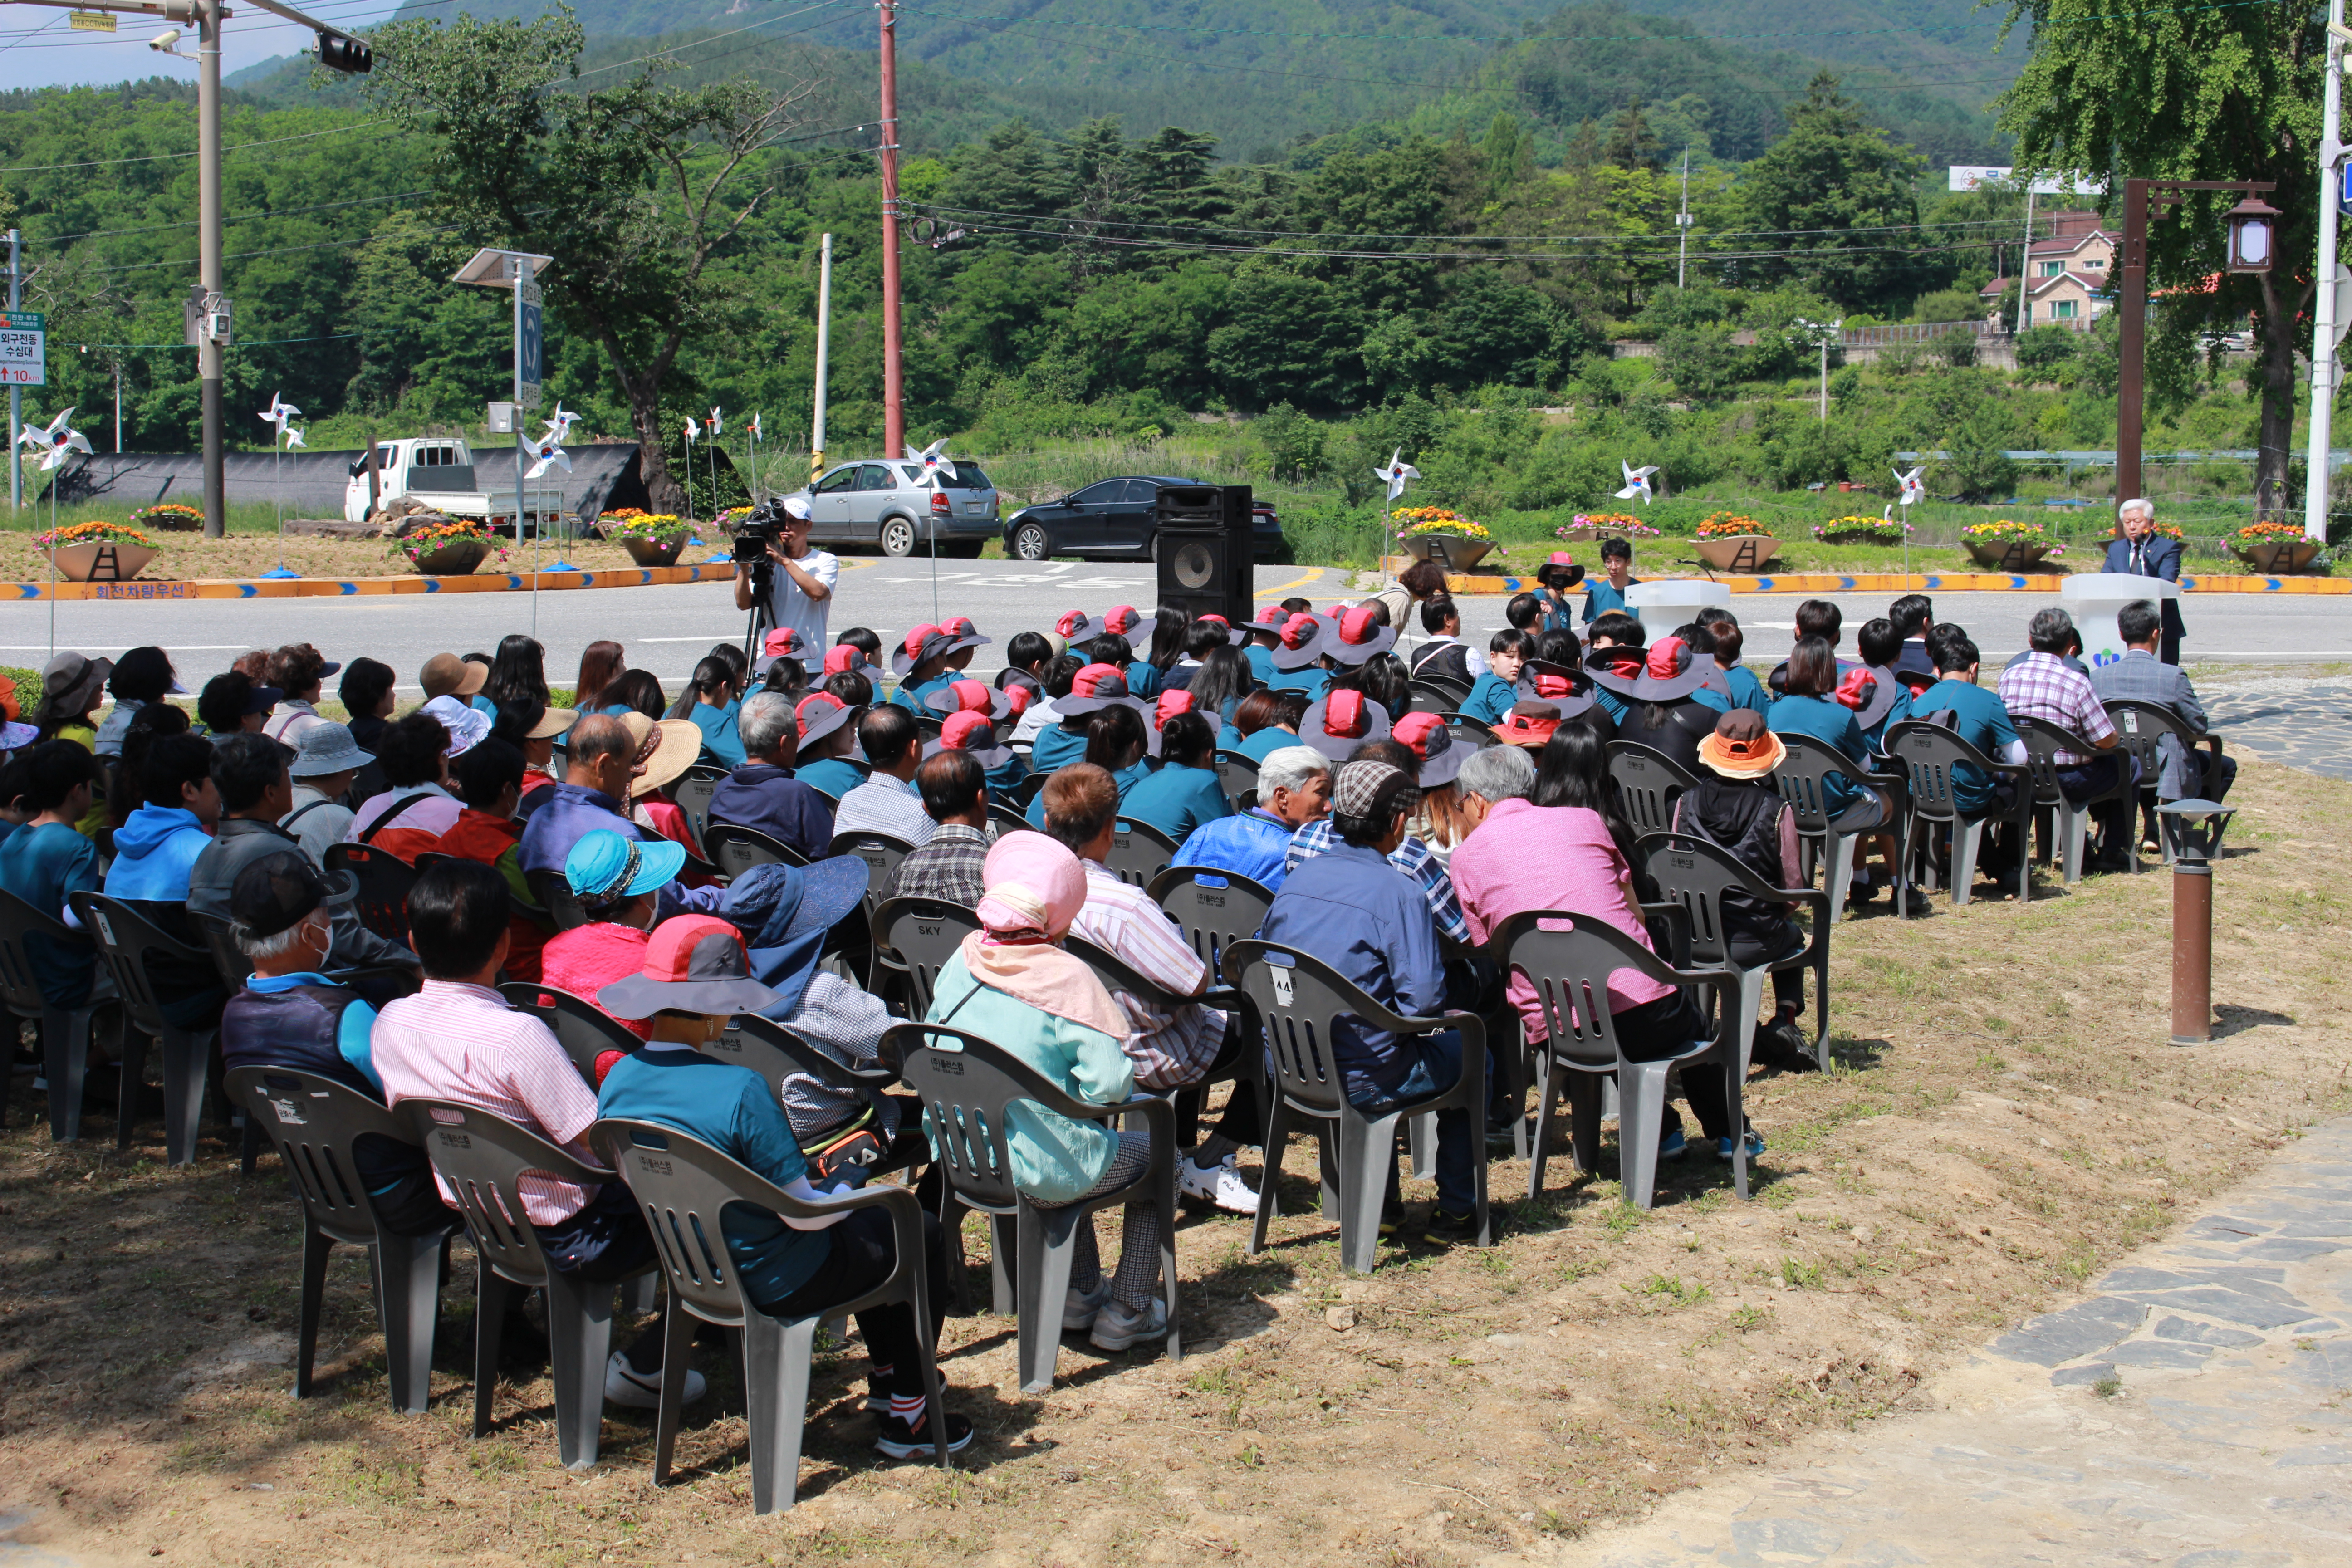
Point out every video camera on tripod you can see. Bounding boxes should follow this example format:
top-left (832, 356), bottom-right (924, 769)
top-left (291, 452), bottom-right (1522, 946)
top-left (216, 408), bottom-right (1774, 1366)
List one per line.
top-left (730, 494), bottom-right (806, 564)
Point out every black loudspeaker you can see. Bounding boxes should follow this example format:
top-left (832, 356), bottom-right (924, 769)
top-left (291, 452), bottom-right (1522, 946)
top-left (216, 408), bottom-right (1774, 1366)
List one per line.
top-left (1155, 484), bottom-right (1253, 626)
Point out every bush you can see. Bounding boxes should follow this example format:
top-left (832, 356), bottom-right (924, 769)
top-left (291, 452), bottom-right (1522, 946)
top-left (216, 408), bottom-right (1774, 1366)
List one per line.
top-left (2015, 325), bottom-right (2080, 372)
top-left (1254, 403), bottom-right (1329, 482)
top-left (1656, 326), bottom-right (1743, 402)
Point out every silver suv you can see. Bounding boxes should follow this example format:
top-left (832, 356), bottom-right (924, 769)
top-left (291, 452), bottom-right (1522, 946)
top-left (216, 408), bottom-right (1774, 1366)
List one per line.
top-left (787, 458), bottom-right (999, 557)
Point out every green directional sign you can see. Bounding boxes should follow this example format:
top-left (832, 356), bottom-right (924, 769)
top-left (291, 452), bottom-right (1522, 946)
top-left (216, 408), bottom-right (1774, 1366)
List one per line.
top-left (0, 311), bottom-right (44, 387)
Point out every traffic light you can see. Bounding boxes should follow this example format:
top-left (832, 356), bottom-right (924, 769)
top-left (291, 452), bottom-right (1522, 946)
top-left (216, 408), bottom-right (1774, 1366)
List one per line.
top-left (317, 32), bottom-right (372, 73)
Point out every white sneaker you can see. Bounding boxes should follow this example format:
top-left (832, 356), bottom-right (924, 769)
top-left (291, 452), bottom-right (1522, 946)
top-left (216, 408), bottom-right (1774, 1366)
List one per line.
top-left (1062, 1279), bottom-right (1111, 1332)
top-left (1089, 1296), bottom-right (1169, 1353)
top-left (1180, 1152), bottom-right (1261, 1215)
top-left (604, 1350), bottom-right (706, 1411)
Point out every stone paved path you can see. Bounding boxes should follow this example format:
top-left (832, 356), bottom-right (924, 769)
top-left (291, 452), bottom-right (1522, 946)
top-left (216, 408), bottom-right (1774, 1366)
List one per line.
top-left (2202, 680), bottom-right (2352, 782)
top-left (1518, 1118), bottom-right (2352, 1568)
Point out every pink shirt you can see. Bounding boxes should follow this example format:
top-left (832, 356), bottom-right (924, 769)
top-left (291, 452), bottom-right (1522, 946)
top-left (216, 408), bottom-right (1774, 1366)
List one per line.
top-left (369, 979), bottom-right (602, 1225)
top-left (1448, 799), bottom-right (1673, 1041)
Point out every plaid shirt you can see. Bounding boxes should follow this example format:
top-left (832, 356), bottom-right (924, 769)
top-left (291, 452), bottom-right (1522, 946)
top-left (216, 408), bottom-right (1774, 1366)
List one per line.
top-left (1072, 859), bottom-right (1227, 1091)
top-left (1284, 817), bottom-right (1471, 946)
top-left (1997, 652), bottom-right (2116, 766)
top-left (888, 822), bottom-right (991, 906)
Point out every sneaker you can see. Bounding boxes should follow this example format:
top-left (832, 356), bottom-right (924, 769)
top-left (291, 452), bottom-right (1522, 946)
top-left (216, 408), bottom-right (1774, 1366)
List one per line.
top-left (1062, 1279), bottom-right (1111, 1333)
top-left (873, 1408), bottom-right (975, 1460)
top-left (1715, 1130), bottom-right (1767, 1161)
top-left (1754, 1016), bottom-right (1817, 1073)
top-left (1658, 1127), bottom-right (1689, 1160)
top-left (603, 1351), bottom-right (706, 1411)
top-left (1423, 1207), bottom-right (1507, 1245)
top-left (1379, 1199), bottom-right (1405, 1238)
top-left (1088, 1296), bottom-right (1170, 1352)
top-left (1180, 1153), bottom-right (1260, 1215)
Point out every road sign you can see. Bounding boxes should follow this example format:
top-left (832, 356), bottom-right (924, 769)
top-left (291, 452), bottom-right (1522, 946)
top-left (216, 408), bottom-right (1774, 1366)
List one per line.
top-left (0, 310), bottom-right (46, 386)
top-left (518, 279), bottom-right (543, 410)
top-left (68, 10), bottom-right (114, 30)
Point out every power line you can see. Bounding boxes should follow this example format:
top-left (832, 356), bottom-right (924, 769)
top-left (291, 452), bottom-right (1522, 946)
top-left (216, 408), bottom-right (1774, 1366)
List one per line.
top-left (31, 188), bottom-right (435, 244)
top-left (0, 117), bottom-right (397, 173)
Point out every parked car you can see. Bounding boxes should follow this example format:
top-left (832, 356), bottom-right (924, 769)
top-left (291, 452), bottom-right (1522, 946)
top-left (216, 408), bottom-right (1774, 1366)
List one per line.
top-left (342, 436), bottom-right (561, 532)
top-left (1002, 475), bottom-right (1284, 562)
top-left (782, 457), bottom-right (1000, 557)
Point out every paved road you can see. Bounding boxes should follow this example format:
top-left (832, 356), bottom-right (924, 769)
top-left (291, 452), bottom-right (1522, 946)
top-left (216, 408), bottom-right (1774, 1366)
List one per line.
top-left (7, 559), bottom-right (2351, 691)
top-left (1541, 1116), bottom-right (2352, 1568)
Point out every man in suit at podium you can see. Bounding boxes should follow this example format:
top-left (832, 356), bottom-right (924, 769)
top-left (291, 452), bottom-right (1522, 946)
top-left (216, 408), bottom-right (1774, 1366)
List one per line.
top-left (2103, 499), bottom-right (2184, 664)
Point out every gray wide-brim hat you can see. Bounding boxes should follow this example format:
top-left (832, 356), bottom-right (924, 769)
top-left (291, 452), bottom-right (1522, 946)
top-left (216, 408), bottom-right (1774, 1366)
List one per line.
top-left (288, 721), bottom-right (373, 778)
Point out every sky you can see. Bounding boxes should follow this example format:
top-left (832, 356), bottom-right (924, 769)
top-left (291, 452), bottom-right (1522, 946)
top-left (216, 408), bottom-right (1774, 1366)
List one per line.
top-left (0, 0), bottom-right (407, 94)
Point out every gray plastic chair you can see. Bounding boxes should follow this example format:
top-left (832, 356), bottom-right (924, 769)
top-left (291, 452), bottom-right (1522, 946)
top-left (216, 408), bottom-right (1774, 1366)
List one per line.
top-left (1769, 733), bottom-right (1901, 922)
top-left (703, 822), bottom-right (808, 880)
top-left (1212, 750), bottom-right (1261, 811)
top-left (226, 1065), bottom-right (456, 1413)
top-left (1409, 676), bottom-right (1472, 715)
top-left (1147, 867), bottom-right (1278, 988)
top-left (829, 829), bottom-right (915, 920)
top-left (71, 892), bottom-right (219, 1166)
top-left (2014, 715), bottom-right (2135, 885)
top-left (499, 981), bottom-right (645, 1082)
top-left (882, 1021), bottom-right (1180, 1393)
top-left (592, 1118), bottom-right (949, 1511)
top-left (0, 888), bottom-right (105, 1143)
top-left (1106, 818), bottom-right (1180, 889)
top-left (1492, 910), bottom-right (1741, 1210)
top-left (1606, 741), bottom-right (1703, 838)
top-left (985, 802), bottom-right (1029, 838)
top-left (1064, 930), bottom-right (1265, 1150)
top-left (2104, 697), bottom-right (2222, 866)
top-left (322, 842), bottom-right (418, 946)
top-left (1638, 833), bottom-right (1833, 1072)
top-left (194, 911), bottom-right (255, 992)
top-left (1881, 720), bottom-right (2034, 906)
top-left (524, 869), bottom-right (591, 932)
top-left (872, 896), bottom-right (984, 1020)
top-left (1442, 713), bottom-right (1499, 750)
top-left (674, 766), bottom-right (727, 853)
top-left (1220, 939), bottom-right (1490, 1273)
top-left (402, 1097), bottom-right (656, 1471)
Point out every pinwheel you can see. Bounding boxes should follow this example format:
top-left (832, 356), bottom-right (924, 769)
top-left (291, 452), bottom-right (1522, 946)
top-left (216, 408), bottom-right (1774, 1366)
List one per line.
top-left (524, 431), bottom-right (571, 480)
top-left (905, 435), bottom-right (951, 490)
top-left (1615, 461), bottom-right (1660, 505)
top-left (282, 425), bottom-right (307, 452)
top-left (1894, 466), bottom-right (1926, 507)
top-left (538, 401), bottom-right (579, 443)
top-left (259, 391), bottom-right (299, 433)
top-left (707, 405), bottom-right (723, 437)
top-left (747, 411), bottom-right (763, 441)
top-left (1375, 447), bottom-right (1421, 504)
top-left (20, 407), bottom-right (90, 471)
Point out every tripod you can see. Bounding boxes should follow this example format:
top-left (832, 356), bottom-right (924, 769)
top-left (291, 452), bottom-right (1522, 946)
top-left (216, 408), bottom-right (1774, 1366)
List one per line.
top-left (741, 555), bottom-right (775, 666)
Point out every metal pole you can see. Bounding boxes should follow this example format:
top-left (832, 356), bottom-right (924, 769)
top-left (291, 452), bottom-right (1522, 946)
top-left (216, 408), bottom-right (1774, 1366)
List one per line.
top-left (199, 0), bottom-right (224, 539)
top-left (113, 360), bottom-right (121, 454)
top-left (2117, 177), bottom-right (2151, 516)
top-left (513, 256), bottom-right (531, 635)
top-left (7, 228), bottom-right (18, 514)
top-left (1818, 338), bottom-right (1828, 422)
top-left (2015, 186), bottom-right (2036, 335)
top-left (2170, 859), bottom-right (2213, 1044)
top-left (1676, 149), bottom-right (1690, 290)
top-left (2305, 0), bottom-right (2345, 545)
top-left (878, 2), bottom-right (903, 456)
top-left (812, 231), bottom-right (832, 486)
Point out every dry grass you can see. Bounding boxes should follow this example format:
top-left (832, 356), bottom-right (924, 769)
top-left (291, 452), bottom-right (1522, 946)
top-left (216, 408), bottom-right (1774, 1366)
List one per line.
top-left (3, 758), bottom-right (2348, 1566)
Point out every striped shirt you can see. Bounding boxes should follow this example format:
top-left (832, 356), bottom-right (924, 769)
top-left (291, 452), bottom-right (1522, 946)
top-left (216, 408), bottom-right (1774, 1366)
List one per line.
top-left (1284, 816), bottom-right (1471, 946)
top-left (1072, 859), bottom-right (1226, 1091)
top-left (369, 979), bottom-right (602, 1225)
top-left (1997, 651), bottom-right (2116, 767)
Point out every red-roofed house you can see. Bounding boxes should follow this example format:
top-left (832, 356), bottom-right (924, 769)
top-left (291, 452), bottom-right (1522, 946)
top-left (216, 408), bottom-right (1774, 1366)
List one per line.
top-left (1979, 210), bottom-right (2116, 328)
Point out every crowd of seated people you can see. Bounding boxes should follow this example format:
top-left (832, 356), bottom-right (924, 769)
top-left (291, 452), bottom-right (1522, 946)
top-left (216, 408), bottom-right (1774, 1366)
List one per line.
top-left (0, 562), bottom-right (2234, 1463)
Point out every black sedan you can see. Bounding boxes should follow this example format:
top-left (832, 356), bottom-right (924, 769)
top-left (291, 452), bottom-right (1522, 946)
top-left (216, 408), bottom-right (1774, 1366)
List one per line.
top-left (1002, 475), bottom-right (1284, 562)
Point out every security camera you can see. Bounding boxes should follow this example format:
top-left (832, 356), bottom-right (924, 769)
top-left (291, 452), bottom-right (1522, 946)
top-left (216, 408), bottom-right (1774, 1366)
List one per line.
top-left (149, 29), bottom-right (198, 61)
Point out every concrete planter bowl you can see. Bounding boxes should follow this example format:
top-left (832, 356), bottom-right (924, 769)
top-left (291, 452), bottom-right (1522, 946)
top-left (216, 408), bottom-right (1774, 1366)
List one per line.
top-left (2231, 539), bottom-right (2321, 574)
top-left (409, 539), bottom-right (490, 576)
top-left (1693, 535), bottom-right (1780, 571)
top-left (42, 542), bottom-right (157, 582)
top-left (619, 535), bottom-right (688, 568)
top-left (1965, 540), bottom-right (2056, 571)
top-left (1401, 534), bottom-right (1497, 572)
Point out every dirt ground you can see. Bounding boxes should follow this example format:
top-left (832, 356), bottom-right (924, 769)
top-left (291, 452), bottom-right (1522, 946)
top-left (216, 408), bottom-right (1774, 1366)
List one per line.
top-left (3, 758), bottom-right (2348, 1568)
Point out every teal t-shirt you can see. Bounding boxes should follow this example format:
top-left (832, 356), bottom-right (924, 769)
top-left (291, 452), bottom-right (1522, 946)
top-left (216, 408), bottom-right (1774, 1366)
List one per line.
top-left (1243, 643), bottom-right (1277, 687)
top-left (0, 823), bottom-right (100, 1006)
top-left (1582, 577), bottom-right (1639, 623)
top-left (1459, 672), bottom-right (1519, 725)
top-left (1906, 680), bottom-right (2021, 812)
top-left (1233, 725), bottom-right (1299, 764)
top-left (1121, 762), bottom-right (1231, 844)
top-left (794, 756), bottom-right (865, 801)
top-left (596, 1046), bottom-right (832, 1311)
top-left (687, 703), bottom-right (747, 768)
top-left (1266, 666), bottom-right (1330, 701)
top-left (1029, 757), bottom-right (1152, 827)
top-left (1768, 693), bottom-right (1870, 815)
top-left (890, 672), bottom-right (958, 714)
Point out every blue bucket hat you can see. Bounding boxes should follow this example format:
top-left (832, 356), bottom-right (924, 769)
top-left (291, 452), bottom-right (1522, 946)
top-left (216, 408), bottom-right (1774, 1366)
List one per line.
top-left (564, 828), bottom-right (687, 911)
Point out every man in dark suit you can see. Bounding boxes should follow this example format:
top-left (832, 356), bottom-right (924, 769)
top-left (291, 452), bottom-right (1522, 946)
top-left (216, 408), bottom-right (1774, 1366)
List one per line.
top-left (2089, 598), bottom-right (2234, 851)
top-left (2103, 500), bottom-right (2185, 663)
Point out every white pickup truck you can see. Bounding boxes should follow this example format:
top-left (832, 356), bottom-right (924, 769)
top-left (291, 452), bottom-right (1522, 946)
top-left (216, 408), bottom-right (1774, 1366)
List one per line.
top-left (342, 436), bottom-right (563, 529)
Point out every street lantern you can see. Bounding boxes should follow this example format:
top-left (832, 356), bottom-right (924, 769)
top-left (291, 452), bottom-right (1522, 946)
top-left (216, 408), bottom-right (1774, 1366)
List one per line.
top-left (2157, 798), bottom-right (2237, 1045)
top-left (2225, 193), bottom-right (2281, 273)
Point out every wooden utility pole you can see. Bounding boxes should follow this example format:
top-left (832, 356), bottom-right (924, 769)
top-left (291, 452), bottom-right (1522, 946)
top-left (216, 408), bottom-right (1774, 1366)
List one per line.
top-left (879, 0), bottom-right (903, 455)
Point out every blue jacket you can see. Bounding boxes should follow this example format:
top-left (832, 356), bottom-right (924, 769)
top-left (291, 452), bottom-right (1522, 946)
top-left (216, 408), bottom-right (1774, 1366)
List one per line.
top-left (708, 764), bottom-right (835, 861)
top-left (516, 783), bottom-right (647, 876)
top-left (2103, 535), bottom-right (2185, 636)
top-left (1174, 807), bottom-right (1295, 892)
top-left (104, 805), bottom-right (213, 902)
top-left (1255, 841), bottom-right (1444, 1100)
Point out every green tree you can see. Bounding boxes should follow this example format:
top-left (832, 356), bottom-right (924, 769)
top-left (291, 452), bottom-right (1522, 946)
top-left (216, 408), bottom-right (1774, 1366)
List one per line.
top-left (1738, 73), bottom-right (1943, 314)
top-left (1996, 0), bottom-right (2321, 515)
top-left (368, 6), bottom-right (815, 512)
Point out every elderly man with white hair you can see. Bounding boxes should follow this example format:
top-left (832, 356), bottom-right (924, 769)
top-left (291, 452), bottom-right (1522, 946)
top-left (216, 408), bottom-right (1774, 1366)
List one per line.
top-left (1170, 744), bottom-right (1331, 892)
top-left (2102, 499), bottom-right (2185, 664)
top-left (707, 689), bottom-right (836, 860)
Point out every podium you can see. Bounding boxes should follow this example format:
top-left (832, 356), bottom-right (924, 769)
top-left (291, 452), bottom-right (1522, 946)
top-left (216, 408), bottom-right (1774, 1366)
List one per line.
top-left (2060, 573), bottom-right (2181, 669)
top-left (1624, 580), bottom-right (1724, 642)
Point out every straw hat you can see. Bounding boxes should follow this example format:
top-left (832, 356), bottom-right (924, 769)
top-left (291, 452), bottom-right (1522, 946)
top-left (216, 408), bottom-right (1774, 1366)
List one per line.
top-left (525, 706), bottom-right (579, 741)
top-left (619, 711), bottom-right (704, 794)
top-left (419, 652), bottom-right (487, 700)
top-left (1696, 708), bottom-right (1786, 779)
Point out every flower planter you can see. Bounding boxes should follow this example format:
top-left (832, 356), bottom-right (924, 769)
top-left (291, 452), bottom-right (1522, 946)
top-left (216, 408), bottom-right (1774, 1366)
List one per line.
top-left (409, 540), bottom-right (489, 576)
top-left (1401, 534), bottom-right (1496, 572)
top-left (42, 542), bottom-right (157, 582)
top-left (1966, 540), bottom-right (2055, 571)
top-left (2231, 539), bottom-right (2320, 574)
top-left (1693, 535), bottom-right (1780, 571)
top-left (620, 535), bottom-right (687, 568)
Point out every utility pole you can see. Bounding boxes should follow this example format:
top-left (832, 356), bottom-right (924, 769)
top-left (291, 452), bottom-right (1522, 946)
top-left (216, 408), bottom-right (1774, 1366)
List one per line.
top-left (1675, 148), bottom-right (1692, 290)
top-left (2305, 1), bottom-right (2348, 544)
top-left (198, 0), bottom-right (224, 537)
top-left (878, 0), bottom-right (903, 455)
top-left (811, 231), bottom-right (832, 486)
top-left (7, 228), bottom-right (17, 515)
top-left (2014, 186), bottom-right (2036, 334)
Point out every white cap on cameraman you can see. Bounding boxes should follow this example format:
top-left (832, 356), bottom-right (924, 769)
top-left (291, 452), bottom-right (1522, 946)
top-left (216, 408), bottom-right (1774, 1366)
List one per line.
top-left (783, 495), bottom-right (811, 520)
